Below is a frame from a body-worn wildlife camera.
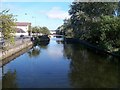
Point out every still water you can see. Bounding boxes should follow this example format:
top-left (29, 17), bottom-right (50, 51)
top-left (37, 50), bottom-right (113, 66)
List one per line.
top-left (1, 37), bottom-right (120, 88)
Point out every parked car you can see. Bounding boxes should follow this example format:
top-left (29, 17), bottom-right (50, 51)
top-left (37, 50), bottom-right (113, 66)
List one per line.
top-left (20, 35), bottom-right (24, 38)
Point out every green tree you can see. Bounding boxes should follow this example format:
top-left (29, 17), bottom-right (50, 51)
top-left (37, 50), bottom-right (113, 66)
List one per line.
top-left (118, 1), bottom-right (120, 16)
top-left (0, 10), bottom-right (16, 44)
top-left (32, 26), bottom-right (50, 36)
top-left (66, 2), bottom-right (120, 54)
top-left (41, 27), bottom-right (50, 35)
top-left (28, 24), bottom-right (31, 36)
top-left (32, 26), bottom-right (39, 36)
top-left (89, 16), bottom-right (120, 51)
top-left (69, 2), bottom-right (118, 38)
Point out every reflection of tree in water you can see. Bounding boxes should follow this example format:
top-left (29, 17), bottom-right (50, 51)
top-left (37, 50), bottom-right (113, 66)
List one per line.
top-left (64, 43), bottom-right (120, 88)
top-left (28, 47), bottom-right (40, 58)
top-left (38, 41), bottom-right (49, 49)
top-left (56, 40), bottom-right (63, 44)
top-left (2, 70), bottom-right (18, 88)
top-left (28, 41), bottom-right (49, 57)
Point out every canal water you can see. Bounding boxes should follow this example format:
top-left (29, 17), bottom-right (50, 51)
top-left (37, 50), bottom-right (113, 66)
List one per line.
top-left (1, 37), bottom-right (120, 88)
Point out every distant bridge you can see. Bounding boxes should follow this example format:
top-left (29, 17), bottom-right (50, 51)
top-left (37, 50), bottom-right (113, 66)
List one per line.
top-left (49, 30), bottom-right (56, 35)
top-left (49, 34), bottom-right (63, 38)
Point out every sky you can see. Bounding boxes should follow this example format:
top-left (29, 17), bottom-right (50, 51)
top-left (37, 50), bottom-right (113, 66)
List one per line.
top-left (1, 0), bottom-right (119, 30)
top-left (1, 1), bottom-right (73, 30)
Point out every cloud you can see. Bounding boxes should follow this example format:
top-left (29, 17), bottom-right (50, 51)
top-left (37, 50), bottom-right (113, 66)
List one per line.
top-left (46, 7), bottom-right (70, 19)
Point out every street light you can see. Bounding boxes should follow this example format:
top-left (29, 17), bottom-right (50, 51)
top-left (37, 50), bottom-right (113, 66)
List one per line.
top-left (32, 16), bottom-right (36, 26)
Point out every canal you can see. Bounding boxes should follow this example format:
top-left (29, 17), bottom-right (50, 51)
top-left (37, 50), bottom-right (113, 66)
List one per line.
top-left (0, 37), bottom-right (120, 88)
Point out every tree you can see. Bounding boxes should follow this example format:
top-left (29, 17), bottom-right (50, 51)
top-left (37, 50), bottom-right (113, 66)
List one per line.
top-left (69, 2), bottom-right (118, 38)
top-left (32, 26), bottom-right (50, 36)
top-left (28, 25), bottom-right (31, 36)
top-left (62, 2), bottom-right (120, 54)
top-left (0, 10), bottom-right (16, 44)
top-left (89, 16), bottom-right (120, 51)
top-left (118, 1), bottom-right (120, 16)
top-left (32, 26), bottom-right (39, 36)
top-left (41, 27), bottom-right (50, 35)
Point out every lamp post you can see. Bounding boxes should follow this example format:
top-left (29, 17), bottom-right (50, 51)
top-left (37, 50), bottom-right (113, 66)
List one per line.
top-left (32, 16), bottom-right (36, 26)
top-left (24, 13), bottom-right (32, 37)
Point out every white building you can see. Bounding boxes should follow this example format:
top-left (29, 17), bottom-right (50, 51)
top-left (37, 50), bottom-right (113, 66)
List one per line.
top-left (0, 32), bottom-right (1, 38)
top-left (15, 22), bottom-right (31, 37)
top-left (50, 30), bottom-right (56, 35)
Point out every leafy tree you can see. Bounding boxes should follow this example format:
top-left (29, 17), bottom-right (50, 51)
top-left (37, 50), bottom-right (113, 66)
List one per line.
top-left (69, 2), bottom-right (118, 38)
top-left (118, 1), bottom-right (120, 16)
top-left (32, 26), bottom-right (50, 36)
top-left (28, 25), bottom-right (31, 36)
top-left (65, 2), bottom-right (120, 54)
top-left (41, 27), bottom-right (50, 35)
top-left (57, 19), bottom-right (74, 38)
top-left (89, 16), bottom-right (120, 51)
top-left (0, 10), bottom-right (16, 44)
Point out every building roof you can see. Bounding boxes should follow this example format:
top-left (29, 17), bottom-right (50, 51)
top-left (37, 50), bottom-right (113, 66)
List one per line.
top-left (16, 22), bottom-right (31, 26)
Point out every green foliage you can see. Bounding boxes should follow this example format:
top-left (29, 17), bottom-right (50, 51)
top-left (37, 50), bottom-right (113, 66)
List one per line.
top-left (61, 2), bottom-right (120, 54)
top-left (32, 26), bottom-right (50, 35)
top-left (118, 1), bottom-right (120, 16)
top-left (57, 19), bottom-right (74, 38)
top-left (56, 25), bottom-right (64, 35)
top-left (41, 27), bottom-right (50, 35)
top-left (28, 25), bottom-right (31, 36)
top-left (0, 10), bottom-right (16, 43)
top-left (87, 16), bottom-right (120, 51)
top-left (69, 2), bottom-right (118, 38)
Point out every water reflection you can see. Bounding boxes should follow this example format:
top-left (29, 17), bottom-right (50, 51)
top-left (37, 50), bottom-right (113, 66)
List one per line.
top-left (2, 70), bottom-right (18, 88)
top-left (1, 37), bottom-right (120, 88)
top-left (27, 47), bottom-right (40, 58)
top-left (27, 41), bottom-right (49, 58)
top-left (56, 40), bottom-right (63, 44)
top-left (38, 42), bottom-right (49, 49)
top-left (64, 43), bottom-right (120, 88)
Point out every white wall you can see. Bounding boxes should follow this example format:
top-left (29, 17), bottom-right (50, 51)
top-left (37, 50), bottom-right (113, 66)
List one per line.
top-left (15, 33), bottom-right (28, 36)
top-left (15, 25), bottom-right (29, 37)
top-left (17, 25), bottom-right (28, 33)
top-left (0, 32), bottom-right (1, 38)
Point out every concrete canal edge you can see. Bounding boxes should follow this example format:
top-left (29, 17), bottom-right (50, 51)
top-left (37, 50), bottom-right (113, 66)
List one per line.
top-left (0, 41), bottom-right (33, 66)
